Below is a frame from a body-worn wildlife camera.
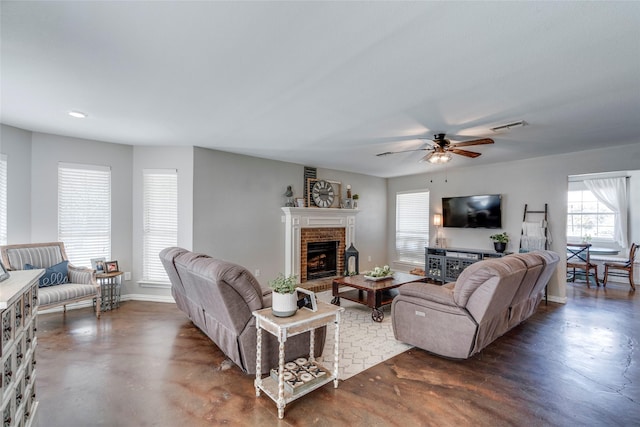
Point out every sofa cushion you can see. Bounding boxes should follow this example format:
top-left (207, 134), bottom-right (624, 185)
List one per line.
top-left (397, 282), bottom-right (457, 307)
top-left (25, 260), bottom-right (69, 287)
top-left (38, 282), bottom-right (98, 306)
top-left (5, 245), bottom-right (65, 270)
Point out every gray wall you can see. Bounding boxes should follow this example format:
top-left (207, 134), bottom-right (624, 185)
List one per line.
top-left (30, 132), bottom-right (134, 279)
top-left (130, 145), bottom-right (194, 298)
top-left (193, 147), bottom-right (387, 286)
top-left (387, 142), bottom-right (640, 302)
top-left (5, 122), bottom-right (638, 301)
top-left (0, 125), bottom-right (32, 243)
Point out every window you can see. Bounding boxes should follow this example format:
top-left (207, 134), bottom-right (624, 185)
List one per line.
top-left (58, 163), bottom-right (111, 267)
top-left (567, 175), bottom-right (629, 248)
top-left (567, 189), bottom-right (615, 241)
top-left (143, 169), bottom-right (178, 282)
top-left (0, 155), bottom-right (7, 246)
top-left (395, 190), bottom-right (430, 265)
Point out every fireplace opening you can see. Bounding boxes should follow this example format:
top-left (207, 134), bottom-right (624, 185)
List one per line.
top-left (307, 241), bottom-right (339, 280)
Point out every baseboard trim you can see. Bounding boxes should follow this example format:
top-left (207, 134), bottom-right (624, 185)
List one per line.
top-left (37, 294), bottom-right (176, 314)
top-left (121, 294), bottom-right (175, 303)
top-left (38, 299), bottom-right (94, 315)
top-left (547, 295), bottom-right (567, 304)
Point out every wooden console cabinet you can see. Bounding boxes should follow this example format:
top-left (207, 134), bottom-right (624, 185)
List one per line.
top-left (426, 247), bottom-right (510, 283)
top-left (1, 270), bottom-right (43, 427)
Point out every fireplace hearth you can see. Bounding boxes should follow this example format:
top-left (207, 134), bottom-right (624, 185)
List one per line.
top-left (307, 241), bottom-right (339, 280)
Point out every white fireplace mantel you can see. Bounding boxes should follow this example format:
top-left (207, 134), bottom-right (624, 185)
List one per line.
top-left (281, 207), bottom-right (360, 279)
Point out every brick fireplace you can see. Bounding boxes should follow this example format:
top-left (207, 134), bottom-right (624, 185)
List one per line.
top-left (281, 207), bottom-right (359, 283)
top-left (301, 228), bottom-right (346, 282)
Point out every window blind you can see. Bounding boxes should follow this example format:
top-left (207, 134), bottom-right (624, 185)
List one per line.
top-left (0, 155), bottom-right (7, 246)
top-left (143, 169), bottom-right (178, 282)
top-left (395, 190), bottom-right (430, 265)
top-left (58, 162), bottom-right (111, 267)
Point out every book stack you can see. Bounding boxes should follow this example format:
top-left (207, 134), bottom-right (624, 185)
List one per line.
top-left (270, 357), bottom-right (329, 394)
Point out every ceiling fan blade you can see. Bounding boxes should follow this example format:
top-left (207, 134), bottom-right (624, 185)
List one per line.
top-left (375, 148), bottom-right (430, 157)
top-left (450, 138), bottom-right (494, 148)
top-left (449, 148), bottom-right (482, 158)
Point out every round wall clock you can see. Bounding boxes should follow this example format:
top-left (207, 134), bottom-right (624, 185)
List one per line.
top-left (311, 180), bottom-right (335, 208)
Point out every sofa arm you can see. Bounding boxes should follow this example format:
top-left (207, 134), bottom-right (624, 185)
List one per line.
top-left (261, 287), bottom-right (272, 307)
top-left (68, 264), bottom-right (97, 285)
top-left (397, 282), bottom-right (457, 307)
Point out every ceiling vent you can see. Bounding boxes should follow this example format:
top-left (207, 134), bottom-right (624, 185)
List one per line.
top-left (491, 120), bottom-right (527, 132)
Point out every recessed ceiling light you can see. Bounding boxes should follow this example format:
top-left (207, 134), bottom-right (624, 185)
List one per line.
top-left (68, 111), bottom-right (88, 118)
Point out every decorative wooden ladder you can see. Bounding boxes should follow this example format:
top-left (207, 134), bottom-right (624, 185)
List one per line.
top-left (520, 203), bottom-right (549, 303)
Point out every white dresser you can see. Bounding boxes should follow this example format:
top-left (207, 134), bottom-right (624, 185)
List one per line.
top-left (0, 270), bottom-right (43, 427)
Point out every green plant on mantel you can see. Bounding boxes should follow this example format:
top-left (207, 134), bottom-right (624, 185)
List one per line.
top-left (268, 273), bottom-right (298, 294)
top-left (489, 232), bottom-right (510, 243)
top-left (352, 194), bottom-right (359, 200)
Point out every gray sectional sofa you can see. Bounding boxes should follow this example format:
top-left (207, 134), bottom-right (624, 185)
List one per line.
top-left (391, 250), bottom-right (559, 359)
top-left (160, 247), bottom-right (326, 375)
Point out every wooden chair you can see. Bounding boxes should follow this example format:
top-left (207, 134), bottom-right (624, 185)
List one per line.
top-left (567, 243), bottom-right (599, 287)
top-left (603, 243), bottom-right (637, 291)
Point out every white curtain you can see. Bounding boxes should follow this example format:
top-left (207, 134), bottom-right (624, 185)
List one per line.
top-left (584, 177), bottom-right (628, 248)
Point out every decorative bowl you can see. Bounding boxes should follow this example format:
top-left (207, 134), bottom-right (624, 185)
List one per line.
top-left (364, 274), bottom-right (394, 281)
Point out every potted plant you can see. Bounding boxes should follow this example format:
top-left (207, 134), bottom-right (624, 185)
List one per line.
top-left (489, 232), bottom-right (509, 253)
top-left (269, 273), bottom-right (298, 317)
top-left (352, 194), bottom-right (359, 209)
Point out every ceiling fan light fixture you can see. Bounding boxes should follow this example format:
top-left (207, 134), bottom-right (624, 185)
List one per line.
top-left (426, 152), bottom-right (452, 164)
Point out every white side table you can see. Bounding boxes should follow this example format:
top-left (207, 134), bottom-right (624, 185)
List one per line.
top-left (253, 301), bottom-right (343, 419)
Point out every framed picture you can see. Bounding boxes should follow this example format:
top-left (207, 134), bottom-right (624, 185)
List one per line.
top-left (105, 260), bottom-right (119, 273)
top-left (295, 287), bottom-right (317, 312)
top-left (306, 178), bottom-right (342, 209)
top-left (0, 260), bottom-right (10, 282)
top-left (91, 257), bottom-right (106, 273)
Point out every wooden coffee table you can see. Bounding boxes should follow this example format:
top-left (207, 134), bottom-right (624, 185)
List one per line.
top-left (331, 272), bottom-right (427, 322)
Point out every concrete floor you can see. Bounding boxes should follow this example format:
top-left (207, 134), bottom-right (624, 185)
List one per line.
top-left (34, 280), bottom-right (639, 426)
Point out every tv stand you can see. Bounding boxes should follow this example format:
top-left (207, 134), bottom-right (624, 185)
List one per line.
top-left (425, 247), bottom-right (511, 283)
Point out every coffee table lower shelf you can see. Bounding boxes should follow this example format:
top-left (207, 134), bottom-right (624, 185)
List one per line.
top-left (331, 288), bottom-right (398, 322)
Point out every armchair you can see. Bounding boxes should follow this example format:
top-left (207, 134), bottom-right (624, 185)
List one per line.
top-left (0, 242), bottom-right (101, 318)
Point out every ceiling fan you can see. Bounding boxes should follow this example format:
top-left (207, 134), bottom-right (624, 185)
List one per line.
top-left (376, 133), bottom-right (494, 164)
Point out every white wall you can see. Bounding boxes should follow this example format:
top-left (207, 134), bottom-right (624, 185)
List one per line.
top-left (30, 132), bottom-right (134, 278)
top-left (131, 145), bottom-right (194, 298)
top-left (317, 167), bottom-right (388, 272)
top-left (387, 142), bottom-right (640, 302)
top-left (0, 125), bottom-right (32, 243)
top-left (192, 147), bottom-right (387, 286)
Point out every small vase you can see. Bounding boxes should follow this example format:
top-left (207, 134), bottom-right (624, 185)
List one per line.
top-left (494, 242), bottom-right (507, 253)
top-left (271, 291), bottom-right (298, 317)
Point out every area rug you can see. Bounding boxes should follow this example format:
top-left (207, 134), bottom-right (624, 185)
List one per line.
top-left (314, 290), bottom-right (412, 380)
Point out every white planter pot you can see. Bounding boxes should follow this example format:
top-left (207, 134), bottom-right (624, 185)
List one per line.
top-left (271, 291), bottom-right (298, 317)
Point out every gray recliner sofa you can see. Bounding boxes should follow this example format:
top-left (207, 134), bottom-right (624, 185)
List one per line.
top-left (391, 250), bottom-right (559, 359)
top-left (160, 247), bottom-right (326, 375)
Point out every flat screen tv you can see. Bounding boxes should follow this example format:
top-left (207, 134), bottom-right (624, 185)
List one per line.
top-left (442, 194), bottom-right (502, 229)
